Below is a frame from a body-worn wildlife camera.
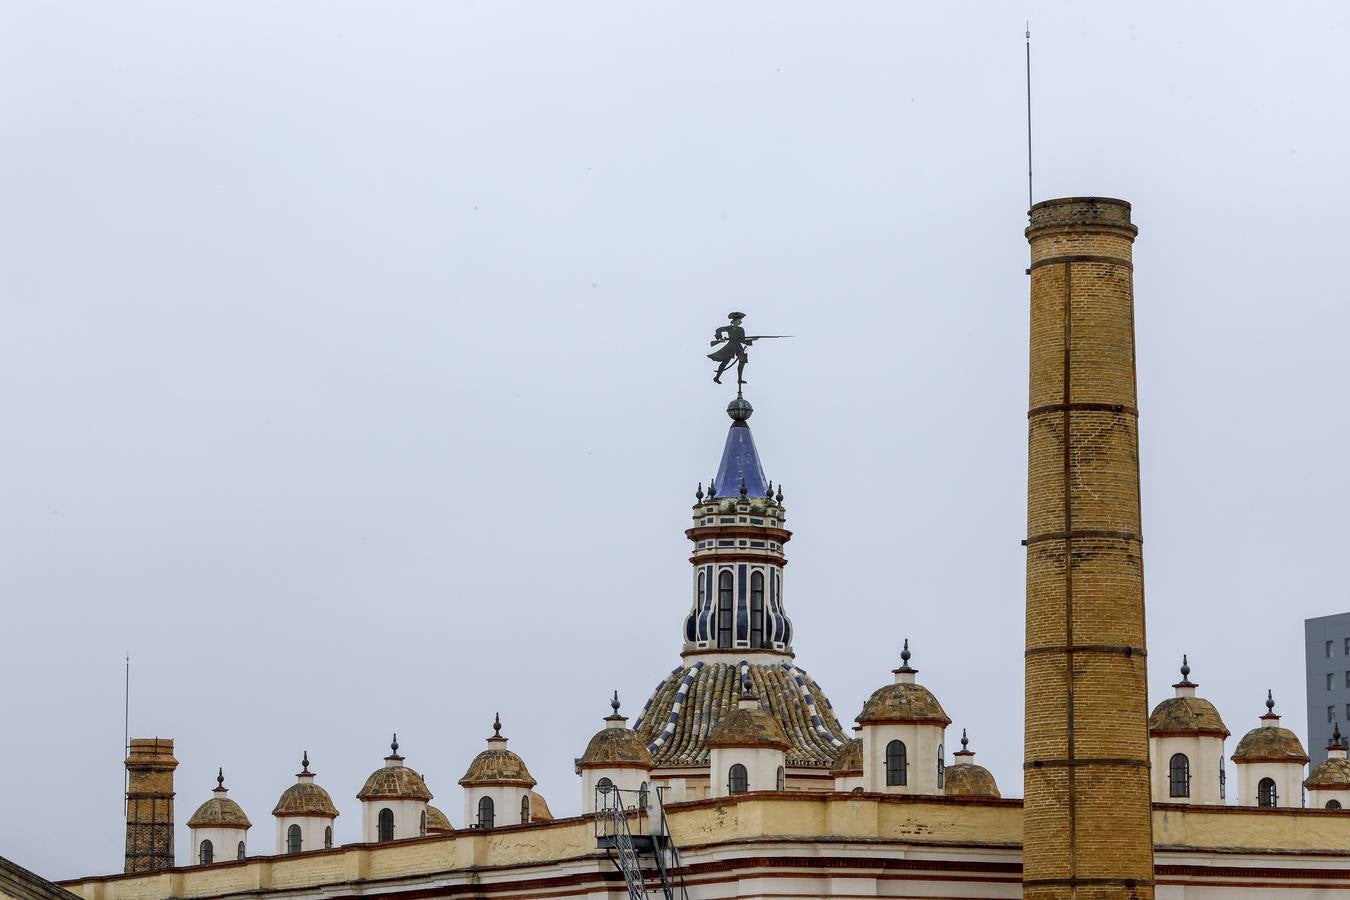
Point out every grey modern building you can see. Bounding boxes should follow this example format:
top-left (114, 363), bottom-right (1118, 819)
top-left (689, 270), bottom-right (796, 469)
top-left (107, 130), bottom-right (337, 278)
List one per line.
top-left (1305, 613), bottom-right (1350, 764)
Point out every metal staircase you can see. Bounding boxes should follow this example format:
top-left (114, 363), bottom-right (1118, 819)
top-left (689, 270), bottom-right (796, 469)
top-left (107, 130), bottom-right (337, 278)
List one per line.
top-left (595, 785), bottom-right (689, 900)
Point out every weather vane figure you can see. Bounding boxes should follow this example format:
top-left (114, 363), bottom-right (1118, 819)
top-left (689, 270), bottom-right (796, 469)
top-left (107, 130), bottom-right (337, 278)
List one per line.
top-left (707, 312), bottom-right (791, 389)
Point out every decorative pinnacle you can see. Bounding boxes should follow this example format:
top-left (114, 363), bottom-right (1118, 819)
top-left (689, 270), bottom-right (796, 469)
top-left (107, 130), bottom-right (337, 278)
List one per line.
top-left (707, 477), bottom-right (717, 500)
top-left (775, 484), bottom-right (784, 503)
top-left (900, 639), bottom-right (912, 666)
top-left (216, 767), bottom-right (225, 789)
top-left (961, 729), bottom-right (969, 751)
top-left (1180, 654), bottom-right (1190, 681)
top-left (611, 690), bottom-right (621, 714)
top-left (493, 712), bottom-right (502, 737)
top-left (300, 751), bottom-right (311, 774)
top-left (1334, 721), bottom-right (1345, 747)
top-left (739, 477), bottom-right (748, 498)
top-left (390, 733), bottom-right (399, 756)
top-left (696, 482), bottom-right (704, 502)
top-left (765, 481), bottom-right (774, 499)
top-left (1265, 689), bottom-right (1276, 714)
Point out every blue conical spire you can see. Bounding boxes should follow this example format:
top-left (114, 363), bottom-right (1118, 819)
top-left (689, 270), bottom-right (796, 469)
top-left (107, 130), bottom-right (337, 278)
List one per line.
top-left (712, 398), bottom-right (768, 499)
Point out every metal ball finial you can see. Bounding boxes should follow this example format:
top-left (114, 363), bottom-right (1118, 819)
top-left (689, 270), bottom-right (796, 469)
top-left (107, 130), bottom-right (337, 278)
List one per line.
top-left (775, 484), bottom-right (784, 503)
top-left (301, 751), bottom-right (311, 774)
top-left (727, 396), bottom-right (754, 422)
top-left (1180, 654), bottom-right (1191, 681)
top-left (901, 639), bottom-right (911, 666)
top-left (708, 477), bottom-right (718, 500)
top-left (216, 767), bottom-right (225, 789)
top-left (765, 481), bottom-right (773, 499)
top-left (1335, 721), bottom-right (1344, 744)
top-left (739, 477), bottom-right (748, 498)
top-left (961, 729), bottom-right (969, 751)
top-left (1266, 689), bottom-right (1276, 713)
top-left (611, 690), bottom-right (621, 714)
top-left (696, 483), bottom-right (704, 502)
top-left (391, 733), bottom-right (399, 756)
top-left (493, 712), bottom-right (502, 737)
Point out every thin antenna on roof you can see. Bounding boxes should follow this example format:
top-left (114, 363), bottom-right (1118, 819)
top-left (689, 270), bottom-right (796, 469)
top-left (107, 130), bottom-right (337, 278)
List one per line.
top-left (123, 654), bottom-right (130, 816)
top-left (1025, 22), bottom-right (1034, 211)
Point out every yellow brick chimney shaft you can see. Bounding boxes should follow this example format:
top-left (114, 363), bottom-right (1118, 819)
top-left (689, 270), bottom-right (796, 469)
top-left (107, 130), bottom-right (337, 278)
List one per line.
top-left (1023, 198), bottom-right (1154, 899)
top-left (124, 737), bottom-right (177, 874)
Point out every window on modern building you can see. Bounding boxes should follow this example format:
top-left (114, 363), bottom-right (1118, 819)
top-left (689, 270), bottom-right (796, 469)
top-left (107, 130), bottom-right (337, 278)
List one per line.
top-left (1329, 640), bottom-right (1335, 658)
top-left (1258, 777), bottom-right (1277, 807)
top-left (1344, 670), bottom-right (1349, 688)
top-left (378, 807), bottom-right (394, 842)
top-left (728, 763), bottom-right (749, 794)
top-left (287, 824), bottom-right (302, 854)
top-left (937, 745), bottom-right (945, 789)
top-left (885, 740), bottom-right (907, 786)
top-left (1345, 637), bottom-right (1350, 655)
top-left (717, 571), bottom-right (734, 649)
top-left (478, 796), bottom-right (495, 828)
top-left (750, 571), bottom-right (765, 647)
top-left (420, 809), bottom-right (427, 836)
top-left (1329, 673), bottom-right (1336, 691)
top-left (776, 765), bottom-right (785, 791)
top-left (1219, 758), bottom-right (1226, 800)
top-left (324, 826), bottom-right (332, 849)
top-left (1168, 753), bottom-right (1190, 798)
top-left (521, 795), bottom-right (531, 824)
top-left (237, 840), bottom-right (245, 859)
top-left (1329, 799), bottom-right (1343, 810)
top-left (199, 839), bottom-right (213, 865)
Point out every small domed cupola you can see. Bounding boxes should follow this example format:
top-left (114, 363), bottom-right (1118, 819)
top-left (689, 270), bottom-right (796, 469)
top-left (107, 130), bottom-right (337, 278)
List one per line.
top-left (272, 752), bottom-right (339, 855)
top-left (1232, 691), bottom-right (1309, 808)
top-left (460, 714), bottom-right (539, 829)
top-left (1304, 722), bottom-right (1350, 810)
top-left (357, 734), bottom-right (432, 843)
top-left (705, 686), bottom-right (791, 797)
top-left (576, 692), bottom-right (654, 813)
top-left (187, 769), bottom-right (251, 865)
top-left (424, 804), bottom-right (454, 833)
top-left (855, 641), bottom-right (950, 795)
top-left (943, 730), bottom-right (1001, 799)
top-left (830, 737), bottom-right (864, 792)
top-left (1148, 656), bottom-right (1230, 805)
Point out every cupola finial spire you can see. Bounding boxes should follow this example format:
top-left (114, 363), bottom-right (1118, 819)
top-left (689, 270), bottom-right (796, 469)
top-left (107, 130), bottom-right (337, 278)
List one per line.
top-left (961, 728), bottom-right (970, 752)
top-left (216, 767), bottom-right (225, 790)
top-left (611, 690), bottom-right (621, 714)
top-left (391, 733), bottom-right (399, 755)
top-left (493, 712), bottom-right (502, 737)
top-left (1180, 654), bottom-right (1191, 681)
top-left (1265, 689), bottom-right (1277, 716)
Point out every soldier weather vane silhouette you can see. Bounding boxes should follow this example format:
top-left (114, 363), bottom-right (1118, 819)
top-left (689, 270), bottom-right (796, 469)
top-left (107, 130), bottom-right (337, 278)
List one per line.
top-left (707, 312), bottom-right (791, 395)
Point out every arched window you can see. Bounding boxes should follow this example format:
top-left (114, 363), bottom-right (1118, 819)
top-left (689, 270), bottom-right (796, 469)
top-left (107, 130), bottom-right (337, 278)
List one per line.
top-left (237, 840), bottom-right (245, 859)
top-left (728, 763), bottom-right (748, 794)
top-left (287, 824), bottom-right (302, 854)
top-left (717, 571), bottom-right (734, 648)
top-left (937, 745), bottom-right (945, 789)
top-left (420, 809), bottom-right (427, 836)
top-left (1329, 799), bottom-right (1343, 810)
top-left (1219, 757), bottom-right (1226, 800)
top-left (638, 782), bottom-right (649, 809)
top-left (750, 572), bottom-right (765, 647)
top-left (885, 740), bottom-right (907, 786)
top-left (323, 826), bottom-right (332, 849)
top-left (1168, 753), bottom-right (1191, 798)
top-left (378, 807), bottom-right (394, 841)
top-left (775, 765), bottom-right (785, 791)
top-left (521, 794), bottom-right (531, 824)
top-left (478, 795), bottom-right (495, 828)
top-left (1258, 777), bottom-right (1277, 808)
top-left (199, 839), bottom-right (213, 864)
top-left (597, 776), bottom-right (614, 795)
top-left (851, 786), bottom-right (864, 793)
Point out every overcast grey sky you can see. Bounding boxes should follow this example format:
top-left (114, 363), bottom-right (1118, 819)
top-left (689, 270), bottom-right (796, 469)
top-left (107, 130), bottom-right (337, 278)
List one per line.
top-left (3, 1), bottom-right (1349, 879)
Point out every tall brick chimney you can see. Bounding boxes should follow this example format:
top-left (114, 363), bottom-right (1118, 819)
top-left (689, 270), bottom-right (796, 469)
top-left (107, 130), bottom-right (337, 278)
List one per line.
top-left (1023, 198), bottom-right (1154, 899)
top-left (124, 737), bottom-right (177, 873)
